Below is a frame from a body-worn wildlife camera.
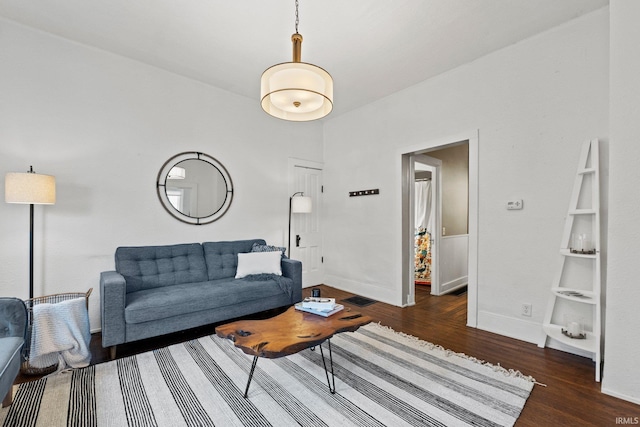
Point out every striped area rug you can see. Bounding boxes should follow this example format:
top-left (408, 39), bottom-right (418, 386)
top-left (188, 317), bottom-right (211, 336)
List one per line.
top-left (1, 323), bottom-right (535, 427)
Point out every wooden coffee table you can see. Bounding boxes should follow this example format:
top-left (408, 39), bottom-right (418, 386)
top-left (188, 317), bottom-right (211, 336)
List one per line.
top-left (215, 305), bottom-right (371, 397)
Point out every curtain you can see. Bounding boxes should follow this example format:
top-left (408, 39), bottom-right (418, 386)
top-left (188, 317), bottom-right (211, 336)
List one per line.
top-left (414, 180), bottom-right (432, 231)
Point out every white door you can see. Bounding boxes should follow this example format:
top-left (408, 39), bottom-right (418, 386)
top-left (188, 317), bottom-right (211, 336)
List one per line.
top-left (291, 165), bottom-right (323, 286)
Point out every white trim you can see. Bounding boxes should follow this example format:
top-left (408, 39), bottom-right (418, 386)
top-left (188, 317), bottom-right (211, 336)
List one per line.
top-left (397, 130), bottom-right (479, 327)
top-left (468, 132), bottom-right (479, 327)
top-left (601, 388), bottom-right (640, 406)
top-left (477, 311), bottom-right (545, 345)
top-left (440, 276), bottom-right (468, 294)
top-left (478, 311), bottom-right (598, 360)
top-left (324, 274), bottom-right (399, 305)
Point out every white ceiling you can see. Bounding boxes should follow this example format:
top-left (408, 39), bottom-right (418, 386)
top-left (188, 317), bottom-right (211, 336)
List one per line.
top-left (0, 0), bottom-right (608, 119)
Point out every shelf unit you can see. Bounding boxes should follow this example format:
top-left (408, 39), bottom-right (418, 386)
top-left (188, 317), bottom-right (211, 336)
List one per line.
top-left (539, 139), bottom-right (602, 382)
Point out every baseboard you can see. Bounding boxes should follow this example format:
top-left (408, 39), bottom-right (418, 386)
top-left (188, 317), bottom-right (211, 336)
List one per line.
top-left (478, 311), bottom-right (595, 359)
top-left (601, 387), bottom-right (640, 406)
top-left (323, 275), bottom-right (401, 306)
top-left (440, 276), bottom-right (468, 294)
top-left (477, 310), bottom-right (543, 345)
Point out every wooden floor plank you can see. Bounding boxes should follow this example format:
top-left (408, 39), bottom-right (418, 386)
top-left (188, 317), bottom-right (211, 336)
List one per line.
top-left (16, 284), bottom-right (638, 426)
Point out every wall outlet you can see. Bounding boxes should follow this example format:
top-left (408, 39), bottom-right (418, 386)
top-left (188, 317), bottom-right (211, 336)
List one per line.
top-left (521, 303), bottom-right (532, 317)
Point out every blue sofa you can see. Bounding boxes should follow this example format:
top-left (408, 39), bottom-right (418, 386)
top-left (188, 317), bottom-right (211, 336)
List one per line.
top-left (0, 297), bottom-right (27, 407)
top-left (100, 239), bottom-right (302, 358)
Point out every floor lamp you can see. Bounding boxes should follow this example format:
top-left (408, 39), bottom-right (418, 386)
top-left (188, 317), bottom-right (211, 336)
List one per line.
top-left (5, 166), bottom-right (56, 300)
top-left (288, 192), bottom-right (312, 257)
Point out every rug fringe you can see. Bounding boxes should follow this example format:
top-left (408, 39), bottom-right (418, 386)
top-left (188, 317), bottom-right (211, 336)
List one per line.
top-left (366, 322), bottom-right (543, 385)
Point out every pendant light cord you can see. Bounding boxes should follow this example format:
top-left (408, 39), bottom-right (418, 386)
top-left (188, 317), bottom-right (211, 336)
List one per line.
top-left (294, 0), bottom-right (299, 34)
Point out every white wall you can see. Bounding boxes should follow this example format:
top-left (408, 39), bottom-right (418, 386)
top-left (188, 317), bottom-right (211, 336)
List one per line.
top-left (0, 19), bottom-right (323, 331)
top-left (323, 8), bottom-right (609, 341)
top-left (439, 235), bottom-right (468, 294)
top-left (602, 0), bottom-right (640, 405)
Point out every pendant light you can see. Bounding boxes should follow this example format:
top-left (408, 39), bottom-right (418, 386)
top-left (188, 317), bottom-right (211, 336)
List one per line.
top-left (260, 0), bottom-right (333, 121)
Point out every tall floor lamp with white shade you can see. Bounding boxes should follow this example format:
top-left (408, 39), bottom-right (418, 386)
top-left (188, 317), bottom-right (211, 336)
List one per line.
top-left (288, 192), bottom-right (312, 257)
top-left (5, 166), bottom-right (56, 299)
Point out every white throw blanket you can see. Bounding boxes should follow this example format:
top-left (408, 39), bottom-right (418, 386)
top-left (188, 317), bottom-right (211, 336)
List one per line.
top-left (29, 297), bottom-right (91, 369)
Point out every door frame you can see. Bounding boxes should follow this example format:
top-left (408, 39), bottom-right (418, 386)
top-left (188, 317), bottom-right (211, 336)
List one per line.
top-left (398, 130), bottom-right (479, 328)
top-left (412, 155), bottom-right (442, 295)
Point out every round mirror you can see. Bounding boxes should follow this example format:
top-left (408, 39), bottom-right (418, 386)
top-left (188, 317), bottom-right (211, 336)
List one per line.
top-left (156, 152), bottom-right (233, 224)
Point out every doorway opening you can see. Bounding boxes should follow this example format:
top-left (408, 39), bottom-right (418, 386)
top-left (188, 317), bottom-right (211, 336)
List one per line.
top-left (413, 155), bottom-right (440, 294)
top-left (418, 143), bottom-right (469, 296)
top-left (400, 131), bottom-right (478, 327)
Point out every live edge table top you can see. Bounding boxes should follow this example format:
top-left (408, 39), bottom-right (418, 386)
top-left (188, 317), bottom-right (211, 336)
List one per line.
top-left (215, 305), bottom-right (372, 359)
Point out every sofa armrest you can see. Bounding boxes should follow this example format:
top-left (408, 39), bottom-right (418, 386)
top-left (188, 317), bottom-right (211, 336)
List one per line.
top-left (281, 258), bottom-right (302, 303)
top-left (0, 298), bottom-right (27, 340)
top-left (100, 271), bottom-right (127, 348)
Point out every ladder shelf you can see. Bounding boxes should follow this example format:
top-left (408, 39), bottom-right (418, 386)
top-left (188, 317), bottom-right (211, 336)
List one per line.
top-left (539, 139), bottom-right (602, 382)
top-left (542, 324), bottom-right (599, 354)
top-left (559, 249), bottom-right (597, 259)
top-left (568, 209), bottom-right (596, 215)
top-left (550, 287), bottom-right (597, 304)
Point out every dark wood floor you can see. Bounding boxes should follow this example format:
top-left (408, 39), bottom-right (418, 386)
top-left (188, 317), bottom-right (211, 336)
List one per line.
top-left (16, 284), bottom-right (638, 426)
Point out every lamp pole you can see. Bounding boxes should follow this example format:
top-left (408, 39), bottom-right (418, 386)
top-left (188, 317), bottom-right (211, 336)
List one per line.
top-left (29, 202), bottom-right (35, 300)
top-left (287, 192), bottom-right (304, 257)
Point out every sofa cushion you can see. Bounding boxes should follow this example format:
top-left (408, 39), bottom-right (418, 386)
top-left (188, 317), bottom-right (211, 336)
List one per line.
top-left (202, 239), bottom-right (266, 280)
top-left (124, 276), bottom-right (292, 324)
top-left (251, 242), bottom-right (286, 256)
top-left (115, 243), bottom-right (208, 293)
top-left (235, 252), bottom-right (282, 278)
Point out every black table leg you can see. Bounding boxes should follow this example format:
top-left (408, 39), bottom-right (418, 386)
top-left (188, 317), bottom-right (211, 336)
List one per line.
top-left (244, 340), bottom-right (336, 398)
top-left (319, 339), bottom-right (336, 394)
top-left (244, 355), bottom-right (259, 398)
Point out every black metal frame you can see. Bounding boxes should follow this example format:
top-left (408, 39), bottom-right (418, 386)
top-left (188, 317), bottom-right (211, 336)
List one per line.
top-left (243, 339), bottom-right (336, 398)
top-left (156, 151), bottom-right (234, 225)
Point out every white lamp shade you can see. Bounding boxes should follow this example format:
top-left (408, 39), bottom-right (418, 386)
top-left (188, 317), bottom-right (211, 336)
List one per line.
top-left (291, 196), bottom-right (312, 213)
top-left (5, 172), bottom-right (56, 204)
top-left (261, 62), bottom-right (333, 121)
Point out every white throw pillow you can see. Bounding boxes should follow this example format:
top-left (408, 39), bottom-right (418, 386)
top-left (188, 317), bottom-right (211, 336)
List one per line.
top-left (235, 251), bottom-right (282, 278)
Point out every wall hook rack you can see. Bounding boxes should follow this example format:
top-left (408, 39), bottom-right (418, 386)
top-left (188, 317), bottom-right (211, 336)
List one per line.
top-left (349, 189), bottom-right (379, 197)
